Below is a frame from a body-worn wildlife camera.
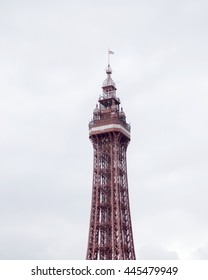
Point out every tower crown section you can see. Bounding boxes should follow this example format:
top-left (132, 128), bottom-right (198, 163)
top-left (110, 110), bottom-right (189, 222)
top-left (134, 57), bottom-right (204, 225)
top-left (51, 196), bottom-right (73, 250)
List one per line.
top-left (89, 65), bottom-right (130, 139)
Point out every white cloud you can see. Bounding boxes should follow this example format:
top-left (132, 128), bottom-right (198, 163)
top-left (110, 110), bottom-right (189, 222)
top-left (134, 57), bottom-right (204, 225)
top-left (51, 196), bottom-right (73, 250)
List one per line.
top-left (191, 244), bottom-right (208, 260)
top-left (138, 245), bottom-right (179, 260)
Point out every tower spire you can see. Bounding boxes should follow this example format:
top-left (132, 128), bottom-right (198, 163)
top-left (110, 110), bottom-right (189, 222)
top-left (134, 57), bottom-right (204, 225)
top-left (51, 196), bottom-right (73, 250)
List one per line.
top-left (102, 64), bottom-right (116, 91)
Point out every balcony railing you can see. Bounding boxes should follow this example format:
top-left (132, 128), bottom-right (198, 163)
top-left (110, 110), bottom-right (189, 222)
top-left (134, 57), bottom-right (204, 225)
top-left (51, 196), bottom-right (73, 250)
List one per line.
top-left (89, 117), bottom-right (131, 132)
top-left (99, 91), bottom-right (120, 103)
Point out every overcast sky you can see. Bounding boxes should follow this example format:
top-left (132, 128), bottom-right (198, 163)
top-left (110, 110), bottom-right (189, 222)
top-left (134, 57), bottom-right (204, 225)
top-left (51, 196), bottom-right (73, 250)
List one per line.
top-left (0, 0), bottom-right (208, 260)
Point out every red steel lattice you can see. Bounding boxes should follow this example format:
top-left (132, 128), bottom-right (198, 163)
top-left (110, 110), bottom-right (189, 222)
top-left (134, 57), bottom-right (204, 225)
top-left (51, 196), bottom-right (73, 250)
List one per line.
top-left (86, 65), bottom-right (136, 260)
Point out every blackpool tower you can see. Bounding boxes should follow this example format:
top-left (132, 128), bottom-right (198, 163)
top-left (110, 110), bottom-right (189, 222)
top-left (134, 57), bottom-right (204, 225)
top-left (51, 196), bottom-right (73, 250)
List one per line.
top-left (86, 62), bottom-right (136, 260)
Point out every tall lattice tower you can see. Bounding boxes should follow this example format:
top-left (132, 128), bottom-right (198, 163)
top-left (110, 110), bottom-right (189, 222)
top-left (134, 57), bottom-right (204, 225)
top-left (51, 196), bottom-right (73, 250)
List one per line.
top-left (86, 63), bottom-right (136, 260)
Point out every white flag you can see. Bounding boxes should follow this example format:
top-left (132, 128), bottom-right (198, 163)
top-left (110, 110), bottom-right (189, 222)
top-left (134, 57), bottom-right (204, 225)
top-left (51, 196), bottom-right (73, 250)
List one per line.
top-left (108, 50), bottom-right (114, 54)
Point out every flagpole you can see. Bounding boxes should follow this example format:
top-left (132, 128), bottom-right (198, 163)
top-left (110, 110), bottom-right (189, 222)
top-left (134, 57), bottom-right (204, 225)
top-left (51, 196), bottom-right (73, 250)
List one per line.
top-left (108, 49), bottom-right (114, 66)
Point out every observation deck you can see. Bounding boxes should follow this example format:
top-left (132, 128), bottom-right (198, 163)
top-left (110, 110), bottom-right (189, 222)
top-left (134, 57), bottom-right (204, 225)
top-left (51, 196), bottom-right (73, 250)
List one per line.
top-left (89, 116), bottom-right (131, 139)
